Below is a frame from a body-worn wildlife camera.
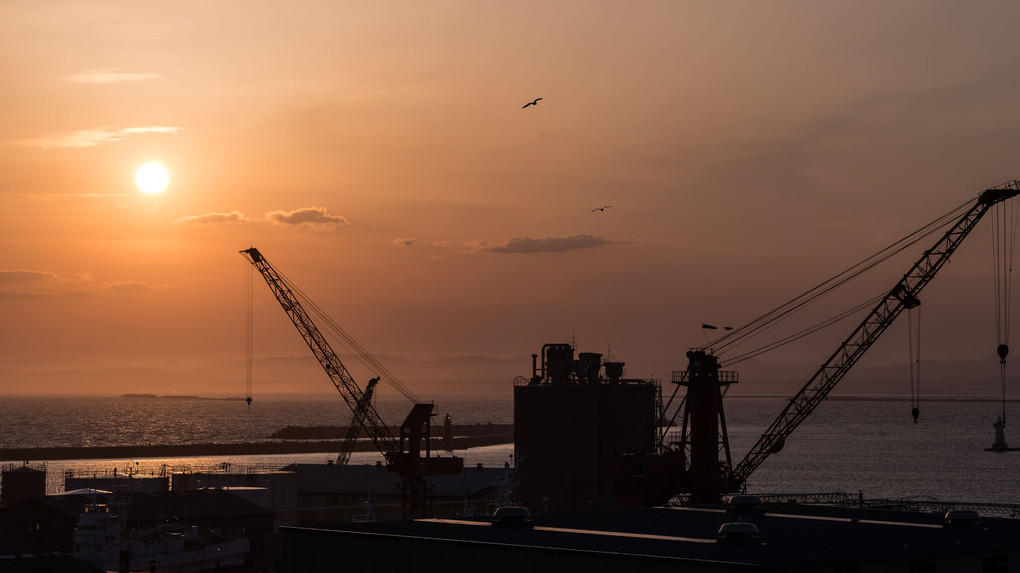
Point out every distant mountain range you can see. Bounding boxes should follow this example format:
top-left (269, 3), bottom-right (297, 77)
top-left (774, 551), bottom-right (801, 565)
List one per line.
top-left (0, 352), bottom-right (1010, 398)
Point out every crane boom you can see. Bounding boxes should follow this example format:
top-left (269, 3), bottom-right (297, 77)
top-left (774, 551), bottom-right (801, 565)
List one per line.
top-left (732, 182), bottom-right (1020, 484)
top-left (240, 247), bottom-right (401, 462)
top-left (337, 376), bottom-right (379, 465)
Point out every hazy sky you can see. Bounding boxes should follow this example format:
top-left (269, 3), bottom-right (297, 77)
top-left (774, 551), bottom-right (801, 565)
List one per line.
top-left (3, 1), bottom-right (1020, 393)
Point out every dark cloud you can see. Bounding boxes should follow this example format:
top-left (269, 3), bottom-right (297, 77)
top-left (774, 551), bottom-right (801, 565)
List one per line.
top-left (0, 270), bottom-right (57, 284)
top-left (393, 238), bottom-right (416, 247)
top-left (485, 234), bottom-right (618, 254)
top-left (175, 211), bottom-right (249, 224)
top-left (265, 207), bottom-right (349, 230)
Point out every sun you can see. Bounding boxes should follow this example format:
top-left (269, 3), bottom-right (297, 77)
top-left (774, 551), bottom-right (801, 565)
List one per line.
top-left (136, 162), bottom-right (169, 194)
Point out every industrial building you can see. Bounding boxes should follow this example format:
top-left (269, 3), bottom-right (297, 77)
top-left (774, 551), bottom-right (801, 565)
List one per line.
top-left (0, 463), bottom-right (46, 507)
top-left (514, 343), bottom-right (660, 513)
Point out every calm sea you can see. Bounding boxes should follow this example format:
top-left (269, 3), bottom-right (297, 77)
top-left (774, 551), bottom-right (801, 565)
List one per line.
top-left (1, 394), bottom-right (1017, 504)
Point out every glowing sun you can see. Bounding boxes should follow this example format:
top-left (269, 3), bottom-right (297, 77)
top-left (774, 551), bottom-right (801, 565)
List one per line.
top-left (136, 162), bottom-right (169, 194)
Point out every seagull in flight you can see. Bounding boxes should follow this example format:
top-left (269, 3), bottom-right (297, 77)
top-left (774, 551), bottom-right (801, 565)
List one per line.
top-left (522, 98), bottom-right (543, 109)
top-left (591, 205), bottom-right (612, 213)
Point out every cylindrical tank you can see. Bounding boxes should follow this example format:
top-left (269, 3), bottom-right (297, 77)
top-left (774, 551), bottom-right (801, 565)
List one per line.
top-left (514, 383), bottom-right (600, 511)
top-left (545, 344), bottom-right (574, 384)
top-left (605, 361), bottom-right (626, 382)
top-left (1, 464), bottom-right (46, 506)
top-left (576, 353), bottom-right (603, 384)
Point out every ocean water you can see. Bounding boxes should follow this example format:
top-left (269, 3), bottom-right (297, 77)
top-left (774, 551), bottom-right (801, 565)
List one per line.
top-left (0, 393), bottom-right (512, 449)
top-left (0, 393), bottom-right (515, 495)
top-left (1, 394), bottom-right (1017, 504)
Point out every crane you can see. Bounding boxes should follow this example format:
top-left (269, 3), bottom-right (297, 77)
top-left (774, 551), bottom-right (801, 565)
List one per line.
top-left (671, 181), bottom-right (1020, 502)
top-left (240, 247), bottom-right (463, 515)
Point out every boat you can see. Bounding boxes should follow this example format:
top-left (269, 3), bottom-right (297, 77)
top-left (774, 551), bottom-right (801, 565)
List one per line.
top-left (73, 503), bottom-right (249, 573)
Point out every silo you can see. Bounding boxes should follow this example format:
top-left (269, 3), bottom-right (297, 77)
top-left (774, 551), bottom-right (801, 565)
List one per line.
top-left (514, 345), bottom-right (659, 514)
top-left (514, 382), bottom-right (601, 512)
top-left (599, 382), bottom-right (658, 456)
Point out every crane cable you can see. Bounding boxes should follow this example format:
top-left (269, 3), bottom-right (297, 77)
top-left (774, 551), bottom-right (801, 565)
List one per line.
top-left (992, 198), bottom-right (1019, 428)
top-left (908, 305), bottom-right (921, 423)
top-left (272, 266), bottom-right (422, 404)
top-left (282, 274), bottom-right (460, 451)
top-left (710, 197), bottom-right (974, 358)
top-left (722, 294), bottom-right (883, 366)
top-left (244, 260), bottom-right (254, 444)
top-left (252, 258), bottom-right (461, 460)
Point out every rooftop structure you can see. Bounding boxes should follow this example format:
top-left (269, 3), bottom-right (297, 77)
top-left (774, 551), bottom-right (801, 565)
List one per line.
top-left (281, 502), bottom-right (1020, 572)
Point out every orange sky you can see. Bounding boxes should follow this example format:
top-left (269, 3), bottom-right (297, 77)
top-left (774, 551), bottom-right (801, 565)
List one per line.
top-left (2, 1), bottom-right (1020, 395)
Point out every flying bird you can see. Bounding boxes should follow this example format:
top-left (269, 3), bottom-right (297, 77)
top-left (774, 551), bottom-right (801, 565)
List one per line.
top-left (522, 98), bottom-right (543, 109)
top-left (591, 205), bottom-right (612, 212)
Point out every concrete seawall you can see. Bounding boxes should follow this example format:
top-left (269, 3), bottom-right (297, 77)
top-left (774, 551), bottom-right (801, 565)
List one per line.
top-left (0, 424), bottom-right (513, 462)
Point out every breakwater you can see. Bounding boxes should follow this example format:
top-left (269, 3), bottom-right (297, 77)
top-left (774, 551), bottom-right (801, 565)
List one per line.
top-left (0, 424), bottom-right (513, 462)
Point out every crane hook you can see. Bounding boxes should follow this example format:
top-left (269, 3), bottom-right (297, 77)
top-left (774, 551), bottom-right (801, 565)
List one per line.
top-left (998, 344), bottom-right (1009, 364)
top-left (911, 407), bottom-right (919, 424)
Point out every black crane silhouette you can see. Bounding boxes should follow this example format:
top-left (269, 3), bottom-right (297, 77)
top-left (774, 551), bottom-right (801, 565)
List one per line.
top-left (591, 205), bottom-right (612, 213)
top-left (522, 98), bottom-right (543, 109)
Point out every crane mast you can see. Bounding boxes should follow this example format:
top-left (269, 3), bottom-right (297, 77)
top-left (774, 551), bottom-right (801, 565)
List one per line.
top-left (730, 182), bottom-right (1020, 485)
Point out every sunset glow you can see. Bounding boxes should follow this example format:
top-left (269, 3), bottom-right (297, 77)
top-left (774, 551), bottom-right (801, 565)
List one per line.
top-left (1, 2), bottom-right (1020, 397)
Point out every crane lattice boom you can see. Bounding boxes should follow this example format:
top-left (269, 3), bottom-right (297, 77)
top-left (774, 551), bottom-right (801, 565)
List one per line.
top-left (732, 182), bottom-right (1020, 484)
top-left (240, 247), bottom-right (400, 464)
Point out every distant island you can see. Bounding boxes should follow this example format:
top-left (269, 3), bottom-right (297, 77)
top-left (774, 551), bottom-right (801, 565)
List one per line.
top-left (120, 394), bottom-right (245, 401)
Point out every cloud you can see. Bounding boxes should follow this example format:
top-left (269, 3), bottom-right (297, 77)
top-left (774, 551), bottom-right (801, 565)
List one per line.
top-left (0, 290), bottom-right (93, 300)
top-left (16, 126), bottom-right (183, 149)
top-left (265, 207), bottom-right (349, 230)
top-left (105, 281), bottom-right (162, 292)
top-left (432, 240), bottom-right (452, 247)
top-left (120, 127), bottom-right (180, 136)
top-left (0, 191), bottom-right (127, 199)
top-left (0, 270), bottom-right (57, 284)
top-left (73, 271), bottom-right (95, 284)
top-left (457, 240), bottom-right (490, 254)
top-left (393, 238), bottom-right (416, 247)
top-left (484, 234), bottom-right (619, 254)
top-left (65, 69), bottom-right (162, 84)
top-left (176, 207), bottom-right (349, 230)
top-left (175, 211), bottom-right (250, 225)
